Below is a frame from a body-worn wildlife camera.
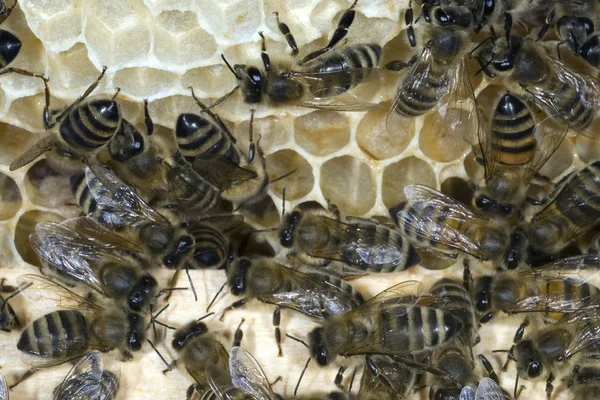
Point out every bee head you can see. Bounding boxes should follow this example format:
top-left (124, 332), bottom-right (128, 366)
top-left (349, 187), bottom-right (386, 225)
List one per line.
top-left (128, 274), bottom-right (158, 312)
top-left (235, 64), bottom-right (264, 104)
top-left (279, 211), bottom-right (302, 248)
top-left (474, 194), bottom-right (512, 216)
top-left (163, 233), bottom-right (195, 269)
top-left (100, 263), bottom-right (138, 299)
top-left (514, 340), bottom-right (543, 379)
top-left (473, 275), bottom-right (493, 315)
top-left (309, 327), bottom-right (331, 366)
top-left (0, 30), bottom-right (21, 66)
top-left (227, 257), bottom-right (252, 296)
top-left (109, 119), bottom-right (145, 162)
top-left (127, 312), bottom-right (145, 352)
top-left (172, 321), bottom-right (208, 351)
top-left (427, 3), bottom-right (473, 28)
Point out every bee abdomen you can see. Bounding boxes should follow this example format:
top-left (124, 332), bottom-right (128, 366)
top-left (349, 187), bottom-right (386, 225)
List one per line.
top-left (395, 74), bottom-right (447, 117)
top-left (491, 94), bottom-right (536, 165)
top-left (189, 224), bottom-right (228, 269)
top-left (17, 310), bottom-right (88, 360)
top-left (0, 29), bottom-right (21, 68)
top-left (59, 100), bottom-right (121, 151)
top-left (551, 79), bottom-right (594, 130)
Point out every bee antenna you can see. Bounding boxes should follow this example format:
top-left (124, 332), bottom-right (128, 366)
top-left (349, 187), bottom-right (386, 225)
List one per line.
top-left (184, 264), bottom-right (198, 302)
top-left (155, 286), bottom-right (188, 299)
top-left (207, 281), bottom-right (227, 313)
top-left (197, 312), bottom-right (215, 322)
top-left (348, 367), bottom-right (357, 396)
top-left (514, 371), bottom-right (520, 399)
top-left (474, 58), bottom-right (493, 77)
top-left (221, 53), bottom-right (241, 80)
top-left (248, 109), bottom-right (255, 143)
top-left (294, 357), bottom-right (311, 396)
top-left (1, 282), bottom-right (32, 312)
top-left (147, 339), bottom-right (172, 372)
top-left (285, 333), bottom-right (309, 348)
top-left (270, 169), bottom-right (297, 184)
top-left (469, 36), bottom-right (493, 56)
top-left (281, 187), bottom-right (286, 219)
top-left (112, 87), bottom-right (121, 100)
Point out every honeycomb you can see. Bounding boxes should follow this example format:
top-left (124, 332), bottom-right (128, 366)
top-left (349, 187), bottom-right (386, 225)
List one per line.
top-left (0, 0), bottom-right (596, 399)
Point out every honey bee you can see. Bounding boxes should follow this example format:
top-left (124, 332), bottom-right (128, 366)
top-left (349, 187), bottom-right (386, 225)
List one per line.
top-left (474, 92), bottom-right (568, 217)
top-left (568, 343), bottom-right (600, 400)
top-left (459, 377), bottom-right (509, 400)
top-left (213, 1), bottom-right (382, 111)
top-left (15, 274), bottom-right (146, 370)
top-left (0, 278), bottom-right (29, 332)
top-left (357, 355), bottom-right (419, 400)
top-left (390, 184), bottom-right (526, 270)
top-left (474, 33), bottom-right (600, 138)
top-left (525, 161), bottom-right (600, 255)
top-left (307, 280), bottom-right (465, 366)
top-left (497, 303), bottom-right (600, 398)
top-left (52, 350), bottom-right (120, 400)
top-left (220, 256), bottom-right (365, 356)
top-left (473, 254), bottom-right (600, 323)
top-left (279, 201), bottom-right (420, 272)
top-left (10, 67), bottom-right (122, 172)
top-left (30, 217), bottom-right (159, 312)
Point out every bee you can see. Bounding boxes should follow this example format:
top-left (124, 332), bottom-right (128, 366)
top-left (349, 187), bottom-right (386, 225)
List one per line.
top-left (525, 161), bottom-right (600, 255)
top-left (390, 184), bottom-right (526, 270)
top-left (15, 274), bottom-right (146, 371)
top-left (10, 67), bottom-right (122, 172)
top-left (0, 278), bottom-right (30, 332)
top-left (497, 304), bottom-right (600, 399)
top-left (220, 256), bottom-right (365, 356)
top-left (307, 280), bottom-right (465, 366)
top-left (473, 92), bottom-right (568, 217)
top-left (29, 217), bottom-right (159, 312)
top-left (279, 201), bottom-right (420, 272)
top-left (459, 377), bottom-right (509, 400)
top-left (474, 33), bottom-right (600, 138)
top-left (213, 1), bottom-right (382, 111)
top-left (52, 350), bottom-right (120, 400)
top-left (568, 343), bottom-right (600, 400)
top-left (473, 254), bottom-right (600, 323)
top-left (0, 373), bottom-right (7, 400)
top-left (357, 355), bottom-right (420, 400)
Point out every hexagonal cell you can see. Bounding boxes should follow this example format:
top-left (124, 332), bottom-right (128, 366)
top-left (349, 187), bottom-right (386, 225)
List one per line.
top-left (320, 156), bottom-right (376, 216)
top-left (85, 0), bottom-right (152, 66)
top-left (154, 10), bottom-right (217, 65)
top-left (539, 135), bottom-right (573, 179)
top-left (182, 65), bottom-right (238, 97)
top-left (47, 43), bottom-right (103, 94)
top-left (234, 116), bottom-right (292, 154)
top-left (265, 149), bottom-right (314, 201)
top-left (0, 172), bottom-right (21, 220)
top-left (420, 108), bottom-right (473, 163)
top-left (7, 93), bottom-right (50, 132)
top-left (24, 160), bottom-right (73, 208)
top-left (15, 210), bottom-right (64, 266)
top-left (148, 94), bottom-right (205, 128)
top-left (195, 0), bottom-right (262, 43)
top-left (19, 0), bottom-right (83, 51)
top-left (463, 150), bottom-right (483, 183)
top-left (441, 177), bottom-right (474, 208)
top-left (576, 135), bottom-right (600, 165)
top-left (0, 123), bottom-right (38, 166)
top-left (475, 84), bottom-right (505, 116)
top-left (417, 248), bottom-right (457, 271)
top-left (113, 67), bottom-right (179, 98)
top-left (294, 110), bottom-right (350, 156)
top-left (382, 156), bottom-right (436, 209)
top-left (356, 103), bottom-right (414, 160)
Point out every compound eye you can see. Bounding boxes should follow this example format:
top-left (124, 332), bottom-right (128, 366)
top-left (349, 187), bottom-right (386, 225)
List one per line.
top-left (232, 275), bottom-right (245, 295)
top-left (501, 205), bottom-right (512, 215)
top-left (581, 18), bottom-right (594, 34)
top-left (527, 361), bottom-right (542, 378)
top-left (434, 8), bottom-right (452, 25)
top-left (476, 293), bottom-right (490, 312)
top-left (494, 59), bottom-right (513, 71)
top-left (475, 196), bottom-right (494, 210)
top-left (316, 349), bottom-right (328, 366)
top-left (247, 67), bottom-right (263, 84)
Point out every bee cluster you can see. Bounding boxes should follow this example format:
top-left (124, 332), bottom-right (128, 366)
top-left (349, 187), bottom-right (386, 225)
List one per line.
top-left (0, 0), bottom-right (600, 399)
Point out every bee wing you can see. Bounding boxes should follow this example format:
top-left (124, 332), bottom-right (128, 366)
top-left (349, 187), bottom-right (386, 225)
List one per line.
top-left (229, 346), bottom-right (276, 400)
top-left (560, 305), bottom-right (600, 359)
top-left (205, 362), bottom-right (234, 400)
top-left (16, 274), bottom-right (103, 313)
top-left (358, 355), bottom-right (414, 400)
top-left (0, 373), bottom-right (8, 400)
top-left (9, 135), bottom-right (55, 171)
top-left (85, 164), bottom-right (167, 225)
top-left (397, 184), bottom-right (487, 258)
top-left (192, 153), bottom-right (257, 191)
top-left (527, 254), bottom-right (600, 285)
top-left (53, 351), bottom-right (120, 400)
top-left (524, 56), bottom-right (600, 138)
top-left (288, 68), bottom-right (387, 111)
top-left (460, 386), bottom-right (476, 400)
top-left (474, 377), bottom-right (506, 400)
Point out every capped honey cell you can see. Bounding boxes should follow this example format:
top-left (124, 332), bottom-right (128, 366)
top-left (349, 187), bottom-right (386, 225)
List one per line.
top-left (420, 108), bottom-right (473, 163)
top-left (356, 103), bottom-right (414, 160)
top-left (294, 110), bottom-right (350, 156)
top-left (382, 156), bottom-right (436, 209)
top-left (265, 149), bottom-right (314, 200)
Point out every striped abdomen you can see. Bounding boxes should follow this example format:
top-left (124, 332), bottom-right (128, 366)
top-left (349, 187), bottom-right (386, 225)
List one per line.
top-left (175, 113), bottom-right (240, 165)
top-left (569, 356), bottom-right (600, 400)
top-left (189, 223), bottom-right (228, 269)
top-left (429, 278), bottom-right (476, 334)
top-left (314, 272), bottom-right (365, 315)
top-left (0, 29), bottom-right (21, 68)
top-left (302, 44), bottom-right (381, 97)
top-left (490, 94), bottom-right (536, 165)
top-left (393, 62), bottom-right (448, 118)
top-left (538, 279), bottom-right (600, 322)
top-left (545, 73), bottom-right (594, 130)
top-left (341, 222), bottom-right (420, 272)
top-left (17, 310), bottom-right (88, 361)
top-left (373, 306), bottom-right (463, 354)
top-left (54, 370), bottom-right (120, 400)
top-left (70, 172), bottom-right (125, 232)
top-left (58, 99), bottom-right (121, 152)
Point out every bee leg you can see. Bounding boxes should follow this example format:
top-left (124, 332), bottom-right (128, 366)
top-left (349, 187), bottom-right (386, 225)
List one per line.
top-left (300, 0), bottom-right (358, 64)
top-left (8, 367), bottom-right (38, 389)
top-left (143, 98), bottom-right (154, 136)
top-left (462, 259), bottom-right (472, 292)
top-left (258, 32), bottom-right (271, 72)
top-left (163, 359), bottom-right (178, 375)
top-left (219, 298), bottom-right (248, 321)
top-left (274, 12), bottom-right (298, 57)
top-left (334, 365), bottom-right (346, 389)
top-left (365, 356), bottom-right (396, 389)
top-left (537, 8), bottom-right (555, 41)
top-left (185, 384), bottom-right (198, 400)
top-left (233, 318), bottom-right (245, 347)
top-left (273, 306), bottom-right (283, 357)
top-left (545, 373), bottom-right (555, 400)
top-left (478, 354), bottom-right (499, 384)
top-left (0, 278), bottom-right (16, 292)
top-left (405, 0), bottom-right (417, 47)
top-left (0, 67), bottom-right (46, 82)
top-left (504, 12), bottom-right (512, 44)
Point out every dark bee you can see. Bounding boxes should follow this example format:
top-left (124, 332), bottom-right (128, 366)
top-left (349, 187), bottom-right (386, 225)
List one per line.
top-left (30, 217), bottom-right (158, 312)
top-left (307, 280), bottom-right (464, 366)
top-left (279, 201), bottom-right (420, 272)
top-left (213, 1), bottom-right (382, 111)
top-left (52, 350), bottom-right (120, 400)
top-left (390, 184), bottom-right (526, 270)
top-left (10, 67), bottom-right (122, 172)
top-left (525, 161), bottom-right (600, 255)
top-left (220, 256), bottom-right (364, 355)
top-left (568, 342), bottom-right (600, 400)
top-left (357, 355), bottom-right (419, 400)
top-left (474, 33), bottom-right (600, 138)
top-left (474, 92), bottom-right (567, 217)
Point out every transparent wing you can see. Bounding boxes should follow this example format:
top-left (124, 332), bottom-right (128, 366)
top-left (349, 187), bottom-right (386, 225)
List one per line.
top-left (475, 377), bottom-right (506, 400)
top-left (205, 362), bottom-right (234, 400)
top-left (398, 184), bottom-right (487, 258)
top-left (529, 254), bottom-right (600, 285)
top-left (192, 153), bottom-right (257, 191)
top-left (0, 373), bottom-right (8, 400)
top-left (9, 135), bottom-right (55, 171)
top-left (460, 386), bottom-right (476, 400)
top-left (561, 305), bottom-right (600, 359)
top-left (85, 164), bottom-right (167, 226)
top-left (229, 346), bottom-right (276, 400)
top-left (357, 355), bottom-right (415, 400)
top-left (16, 274), bottom-right (103, 313)
top-left (53, 351), bottom-right (120, 400)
